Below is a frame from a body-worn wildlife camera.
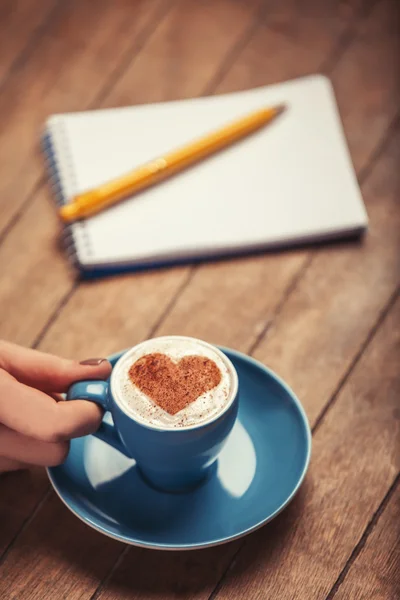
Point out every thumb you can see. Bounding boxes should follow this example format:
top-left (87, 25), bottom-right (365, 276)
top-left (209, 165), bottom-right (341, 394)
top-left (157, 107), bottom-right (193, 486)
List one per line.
top-left (0, 341), bottom-right (112, 392)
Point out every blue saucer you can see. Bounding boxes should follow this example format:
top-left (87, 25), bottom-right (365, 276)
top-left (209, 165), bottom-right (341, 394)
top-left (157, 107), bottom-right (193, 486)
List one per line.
top-left (47, 348), bottom-right (311, 550)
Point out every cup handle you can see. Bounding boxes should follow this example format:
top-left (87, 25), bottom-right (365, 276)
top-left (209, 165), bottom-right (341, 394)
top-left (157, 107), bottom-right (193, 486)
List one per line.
top-left (67, 380), bottom-right (130, 458)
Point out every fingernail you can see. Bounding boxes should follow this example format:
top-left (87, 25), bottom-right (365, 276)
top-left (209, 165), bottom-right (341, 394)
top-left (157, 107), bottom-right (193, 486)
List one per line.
top-left (80, 358), bottom-right (107, 366)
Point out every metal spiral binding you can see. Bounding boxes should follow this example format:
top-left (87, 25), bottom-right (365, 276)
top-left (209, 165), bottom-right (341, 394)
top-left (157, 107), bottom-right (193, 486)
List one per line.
top-left (42, 118), bottom-right (93, 271)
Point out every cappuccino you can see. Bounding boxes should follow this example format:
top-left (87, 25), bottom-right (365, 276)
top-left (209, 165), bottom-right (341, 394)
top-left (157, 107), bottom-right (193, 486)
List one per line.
top-left (112, 336), bottom-right (236, 429)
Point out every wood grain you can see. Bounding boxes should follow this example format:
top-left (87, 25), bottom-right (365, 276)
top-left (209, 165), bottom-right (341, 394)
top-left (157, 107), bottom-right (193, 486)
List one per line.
top-left (94, 544), bottom-right (242, 600)
top-left (207, 0), bottom-right (370, 92)
top-left (0, 467), bottom-right (48, 556)
top-left (0, 2), bottom-right (388, 599)
top-left (0, 0), bottom-right (172, 566)
top-left (91, 3), bottom-right (400, 596)
top-left (0, 494), bottom-right (123, 600)
top-left (0, 0), bottom-right (168, 236)
top-left (151, 0), bottom-right (400, 424)
top-left (0, 0), bottom-right (266, 350)
top-left (253, 118), bottom-right (400, 425)
top-left (0, 492), bottom-right (240, 600)
top-left (333, 483), bottom-right (400, 600)
top-left (0, 0), bottom-right (368, 597)
top-left (0, 0), bottom-right (398, 598)
top-left (0, 0), bottom-right (269, 576)
top-left (329, 0), bottom-right (399, 174)
top-left (141, 0), bottom-right (399, 352)
top-left (102, 0), bottom-right (265, 107)
top-left (0, 0), bottom-right (58, 84)
top-left (90, 65), bottom-right (400, 600)
top-left (208, 290), bottom-right (400, 600)
top-left (216, 0), bottom-right (398, 176)
top-left (39, 0), bottom-right (369, 357)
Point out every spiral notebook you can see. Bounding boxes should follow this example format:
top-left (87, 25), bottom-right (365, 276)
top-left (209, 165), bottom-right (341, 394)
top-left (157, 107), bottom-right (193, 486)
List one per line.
top-left (42, 75), bottom-right (367, 277)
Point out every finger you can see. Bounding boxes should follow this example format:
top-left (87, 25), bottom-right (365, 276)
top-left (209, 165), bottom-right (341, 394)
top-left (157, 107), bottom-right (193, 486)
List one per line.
top-left (0, 340), bottom-right (111, 392)
top-left (0, 424), bottom-right (69, 467)
top-left (0, 457), bottom-right (28, 473)
top-left (0, 370), bottom-right (103, 442)
top-left (48, 393), bottom-right (64, 403)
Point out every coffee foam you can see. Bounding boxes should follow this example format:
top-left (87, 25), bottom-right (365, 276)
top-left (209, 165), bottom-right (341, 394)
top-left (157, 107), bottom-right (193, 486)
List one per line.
top-left (112, 337), bottom-right (234, 429)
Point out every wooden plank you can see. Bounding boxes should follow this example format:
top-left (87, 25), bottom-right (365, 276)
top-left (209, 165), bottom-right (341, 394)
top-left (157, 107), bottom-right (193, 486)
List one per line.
top-left (0, 467), bottom-right (48, 556)
top-left (1, 1), bottom-right (396, 596)
top-left (0, 0), bottom-right (175, 346)
top-left (0, 0), bottom-right (57, 84)
top-left (143, 0), bottom-right (396, 365)
top-left (157, 0), bottom-right (400, 411)
top-left (0, 3), bottom-right (373, 599)
top-left (0, 191), bottom-right (188, 349)
top-left (330, 0), bottom-right (400, 174)
top-left (252, 61), bottom-right (400, 429)
top-left (0, 0), bottom-right (168, 236)
top-left (83, 5), bottom-right (400, 596)
top-left (206, 290), bottom-right (400, 599)
top-left (332, 483), bottom-right (400, 600)
top-left (0, 0), bottom-right (171, 564)
top-left (0, 0), bottom-right (266, 350)
top-left (210, 0), bottom-right (369, 92)
top-left (142, 0), bottom-right (397, 350)
top-left (0, 0), bottom-right (268, 575)
top-left (0, 491), bottom-right (240, 599)
top-left (0, 493), bottom-right (123, 599)
top-left (102, 0), bottom-right (265, 106)
top-left (151, 254), bottom-right (309, 349)
top-left (39, 0), bottom-right (370, 357)
top-left (215, 0), bottom-right (397, 176)
top-left (4, 246), bottom-right (397, 600)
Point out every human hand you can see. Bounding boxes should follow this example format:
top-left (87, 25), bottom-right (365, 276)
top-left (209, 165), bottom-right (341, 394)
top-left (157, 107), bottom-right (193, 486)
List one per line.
top-left (0, 341), bottom-right (112, 473)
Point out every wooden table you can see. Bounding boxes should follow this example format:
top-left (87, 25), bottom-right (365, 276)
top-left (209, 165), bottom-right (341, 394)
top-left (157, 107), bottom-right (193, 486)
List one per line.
top-left (0, 1), bottom-right (399, 598)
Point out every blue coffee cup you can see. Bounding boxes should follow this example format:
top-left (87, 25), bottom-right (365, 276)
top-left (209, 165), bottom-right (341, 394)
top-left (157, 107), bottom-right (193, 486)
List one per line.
top-left (67, 337), bottom-right (239, 493)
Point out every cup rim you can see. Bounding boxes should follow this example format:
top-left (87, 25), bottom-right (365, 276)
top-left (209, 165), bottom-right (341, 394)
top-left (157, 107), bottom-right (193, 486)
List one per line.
top-left (110, 335), bottom-right (239, 432)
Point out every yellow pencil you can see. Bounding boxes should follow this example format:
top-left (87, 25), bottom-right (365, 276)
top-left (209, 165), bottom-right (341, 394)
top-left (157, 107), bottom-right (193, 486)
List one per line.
top-left (59, 103), bottom-right (286, 223)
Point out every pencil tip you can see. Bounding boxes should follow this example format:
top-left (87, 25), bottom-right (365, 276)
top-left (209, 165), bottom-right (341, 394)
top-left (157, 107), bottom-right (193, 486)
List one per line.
top-left (275, 104), bottom-right (286, 116)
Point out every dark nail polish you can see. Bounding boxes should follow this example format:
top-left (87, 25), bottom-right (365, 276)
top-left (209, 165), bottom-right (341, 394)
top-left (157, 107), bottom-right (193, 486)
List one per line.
top-left (80, 358), bottom-right (106, 366)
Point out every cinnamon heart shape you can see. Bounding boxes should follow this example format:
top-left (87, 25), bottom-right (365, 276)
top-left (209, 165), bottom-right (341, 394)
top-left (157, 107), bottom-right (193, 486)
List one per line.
top-left (128, 353), bottom-right (222, 415)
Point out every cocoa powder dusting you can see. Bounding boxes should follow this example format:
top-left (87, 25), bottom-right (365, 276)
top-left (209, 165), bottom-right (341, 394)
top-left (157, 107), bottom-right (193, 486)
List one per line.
top-left (128, 353), bottom-right (222, 415)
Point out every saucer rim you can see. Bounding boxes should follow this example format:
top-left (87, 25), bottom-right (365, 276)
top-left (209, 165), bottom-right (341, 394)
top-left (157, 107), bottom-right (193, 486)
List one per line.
top-left (47, 346), bottom-right (312, 551)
